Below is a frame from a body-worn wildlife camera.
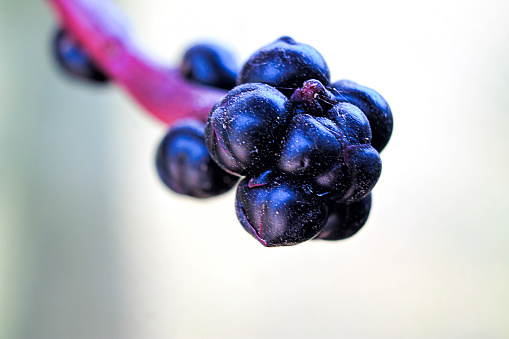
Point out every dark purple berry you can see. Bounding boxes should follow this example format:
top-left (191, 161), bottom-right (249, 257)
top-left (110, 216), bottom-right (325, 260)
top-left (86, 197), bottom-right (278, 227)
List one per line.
top-left (52, 28), bottom-right (108, 84)
top-left (205, 83), bottom-right (293, 176)
top-left (180, 43), bottom-right (238, 90)
top-left (279, 114), bottom-right (342, 176)
top-left (156, 119), bottom-right (239, 198)
top-left (238, 36), bottom-right (330, 95)
top-left (333, 80), bottom-right (393, 152)
top-left (235, 175), bottom-right (328, 247)
top-left (315, 193), bottom-right (372, 240)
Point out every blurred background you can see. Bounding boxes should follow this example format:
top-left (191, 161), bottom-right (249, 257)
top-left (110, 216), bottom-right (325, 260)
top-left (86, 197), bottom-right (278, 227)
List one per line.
top-left (1, 0), bottom-right (509, 338)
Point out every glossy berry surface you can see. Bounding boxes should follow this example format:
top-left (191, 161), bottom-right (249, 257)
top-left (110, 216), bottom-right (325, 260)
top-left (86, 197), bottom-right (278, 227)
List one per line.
top-left (315, 193), bottom-right (372, 241)
top-left (205, 83), bottom-right (293, 176)
top-left (180, 43), bottom-right (238, 90)
top-left (53, 28), bottom-right (108, 83)
top-left (235, 173), bottom-right (328, 247)
top-left (238, 36), bottom-right (330, 95)
top-left (333, 80), bottom-right (393, 152)
top-left (278, 113), bottom-right (343, 176)
top-left (156, 119), bottom-right (239, 198)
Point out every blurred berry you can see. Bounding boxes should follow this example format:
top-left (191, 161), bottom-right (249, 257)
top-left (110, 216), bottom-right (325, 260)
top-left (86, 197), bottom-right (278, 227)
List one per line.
top-left (180, 43), bottom-right (238, 90)
top-left (52, 28), bottom-right (108, 84)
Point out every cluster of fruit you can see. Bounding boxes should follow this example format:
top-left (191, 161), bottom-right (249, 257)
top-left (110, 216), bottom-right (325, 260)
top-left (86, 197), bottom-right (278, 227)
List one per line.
top-left (53, 29), bottom-right (392, 247)
top-left (158, 37), bottom-right (393, 246)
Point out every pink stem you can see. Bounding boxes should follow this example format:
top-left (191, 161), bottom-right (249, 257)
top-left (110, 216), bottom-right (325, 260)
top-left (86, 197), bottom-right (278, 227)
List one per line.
top-left (46, 0), bottom-right (226, 125)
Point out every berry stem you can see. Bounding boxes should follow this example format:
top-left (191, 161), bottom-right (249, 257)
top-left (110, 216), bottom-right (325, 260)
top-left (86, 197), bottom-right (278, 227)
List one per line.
top-left (46, 0), bottom-right (226, 125)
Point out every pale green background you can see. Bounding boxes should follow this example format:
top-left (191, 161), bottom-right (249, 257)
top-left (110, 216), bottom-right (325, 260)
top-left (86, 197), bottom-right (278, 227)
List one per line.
top-left (1, 0), bottom-right (509, 338)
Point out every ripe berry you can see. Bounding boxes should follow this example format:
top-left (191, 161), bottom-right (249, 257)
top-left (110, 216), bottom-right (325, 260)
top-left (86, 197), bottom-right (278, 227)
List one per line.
top-left (279, 113), bottom-right (343, 176)
top-left (315, 193), bottom-right (372, 240)
top-left (235, 173), bottom-right (328, 247)
top-left (333, 80), bottom-right (393, 152)
top-left (180, 43), bottom-right (238, 90)
top-left (238, 36), bottom-right (330, 95)
top-left (156, 119), bottom-right (239, 198)
top-left (205, 83), bottom-right (293, 176)
top-left (52, 28), bottom-right (108, 83)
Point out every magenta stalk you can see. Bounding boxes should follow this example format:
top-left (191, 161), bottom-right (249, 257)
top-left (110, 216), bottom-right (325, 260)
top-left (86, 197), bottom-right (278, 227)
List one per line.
top-left (46, 0), bottom-right (226, 125)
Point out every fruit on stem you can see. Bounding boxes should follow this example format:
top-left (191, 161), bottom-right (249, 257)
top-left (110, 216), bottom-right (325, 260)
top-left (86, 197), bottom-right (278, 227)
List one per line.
top-left (46, 0), bottom-right (226, 125)
top-left (46, 1), bottom-right (394, 247)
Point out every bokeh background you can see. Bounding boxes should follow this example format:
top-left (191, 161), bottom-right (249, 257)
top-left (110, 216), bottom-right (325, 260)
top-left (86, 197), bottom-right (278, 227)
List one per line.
top-left (1, 0), bottom-right (509, 338)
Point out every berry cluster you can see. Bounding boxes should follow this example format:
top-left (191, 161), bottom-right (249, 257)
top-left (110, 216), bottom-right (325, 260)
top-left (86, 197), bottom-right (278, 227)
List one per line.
top-left (204, 37), bottom-right (392, 246)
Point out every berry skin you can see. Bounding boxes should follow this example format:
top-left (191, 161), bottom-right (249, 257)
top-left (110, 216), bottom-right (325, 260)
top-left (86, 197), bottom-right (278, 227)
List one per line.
top-left (315, 193), bottom-right (372, 241)
top-left (53, 28), bottom-right (108, 83)
top-left (235, 173), bottom-right (328, 247)
top-left (279, 113), bottom-right (343, 176)
top-left (205, 83), bottom-right (293, 176)
top-left (238, 36), bottom-right (330, 95)
top-left (156, 119), bottom-right (239, 198)
top-left (333, 80), bottom-right (393, 152)
top-left (180, 43), bottom-right (238, 90)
